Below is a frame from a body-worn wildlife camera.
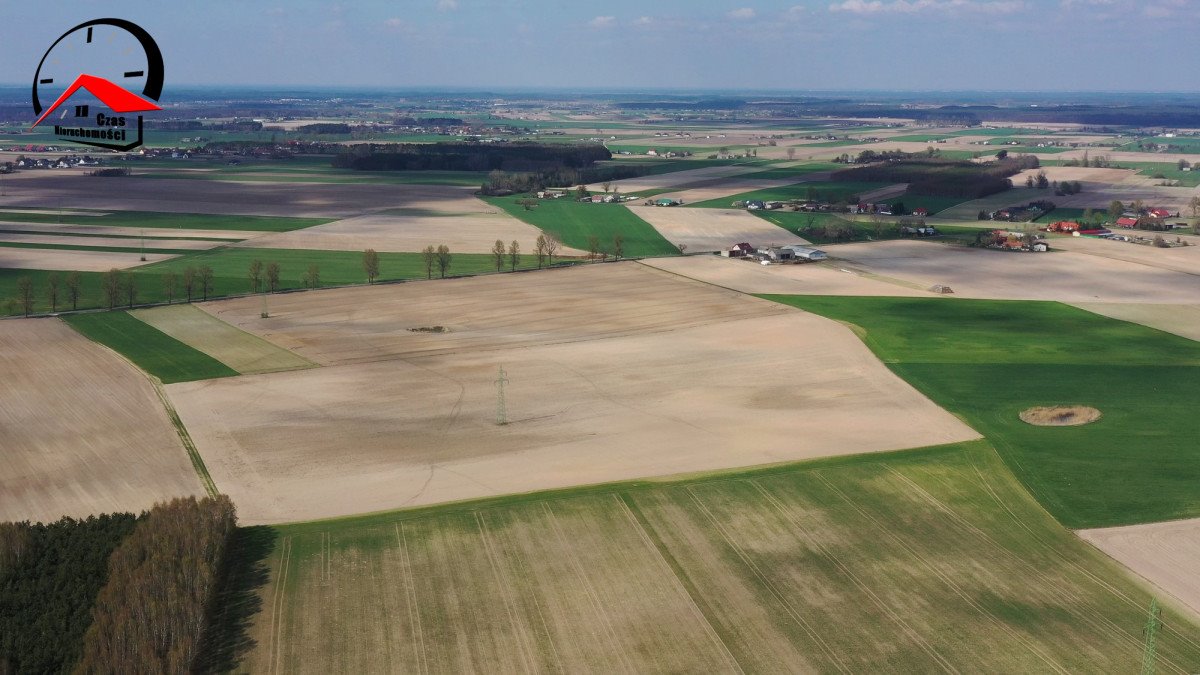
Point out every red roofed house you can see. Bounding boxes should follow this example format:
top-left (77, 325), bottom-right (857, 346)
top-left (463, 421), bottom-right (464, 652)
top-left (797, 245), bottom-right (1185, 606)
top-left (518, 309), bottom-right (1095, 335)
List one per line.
top-left (913, 207), bottom-right (930, 217)
top-left (1147, 208), bottom-right (1172, 219)
top-left (1116, 217), bottom-right (1140, 228)
top-left (1047, 221), bottom-right (1080, 233)
top-left (724, 243), bottom-right (755, 258)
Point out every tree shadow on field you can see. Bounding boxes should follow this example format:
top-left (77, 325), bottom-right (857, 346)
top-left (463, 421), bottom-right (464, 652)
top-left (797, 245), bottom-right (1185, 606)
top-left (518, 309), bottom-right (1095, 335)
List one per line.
top-left (195, 526), bottom-right (278, 674)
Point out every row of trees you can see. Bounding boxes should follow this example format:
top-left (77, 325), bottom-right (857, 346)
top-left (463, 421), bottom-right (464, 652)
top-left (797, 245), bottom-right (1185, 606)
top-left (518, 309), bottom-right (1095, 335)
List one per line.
top-left (490, 234), bottom-right (565, 271)
top-left (75, 496), bottom-right (238, 674)
top-left (334, 142), bottom-right (611, 173)
top-left (0, 514), bottom-right (140, 673)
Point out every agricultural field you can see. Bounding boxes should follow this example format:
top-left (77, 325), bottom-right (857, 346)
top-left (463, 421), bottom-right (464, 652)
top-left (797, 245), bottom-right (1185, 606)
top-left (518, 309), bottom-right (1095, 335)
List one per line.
top-left (753, 211), bottom-right (979, 245)
top-left (628, 204), bottom-right (810, 252)
top-left (689, 181), bottom-right (892, 209)
top-left (0, 208), bottom-right (328, 232)
top-left (763, 295), bottom-right (1200, 528)
top-left (643, 255), bottom-right (933, 297)
top-left (1080, 517), bottom-right (1200, 616)
top-left (1071, 302), bottom-right (1200, 343)
top-left (0, 319), bottom-right (204, 523)
top-left (236, 441), bottom-right (1200, 672)
top-left (166, 263), bottom-right (976, 523)
top-left (131, 304), bottom-right (315, 375)
top-left (485, 196), bottom-right (678, 257)
top-left (63, 312), bottom-right (239, 384)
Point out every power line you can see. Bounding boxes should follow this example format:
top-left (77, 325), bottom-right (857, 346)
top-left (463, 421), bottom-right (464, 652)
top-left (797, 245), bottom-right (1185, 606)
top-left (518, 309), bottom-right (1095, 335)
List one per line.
top-left (495, 366), bottom-right (509, 426)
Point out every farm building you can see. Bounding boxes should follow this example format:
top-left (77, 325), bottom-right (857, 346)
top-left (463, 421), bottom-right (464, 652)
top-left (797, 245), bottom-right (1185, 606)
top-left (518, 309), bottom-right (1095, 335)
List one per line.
top-left (759, 246), bottom-right (795, 262)
top-left (1115, 217), bottom-right (1140, 228)
top-left (723, 243), bottom-right (755, 258)
top-left (1148, 208), bottom-right (1172, 219)
top-left (781, 245), bottom-right (829, 261)
top-left (655, 198), bottom-right (682, 207)
top-left (1047, 221), bottom-right (1081, 233)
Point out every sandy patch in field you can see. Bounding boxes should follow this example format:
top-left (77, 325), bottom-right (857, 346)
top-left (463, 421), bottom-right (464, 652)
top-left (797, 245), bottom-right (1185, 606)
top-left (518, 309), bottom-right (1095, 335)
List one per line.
top-left (241, 194), bottom-right (584, 255)
top-left (628, 205), bottom-right (809, 252)
top-left (1072, 303), bottom-right (1200, 342)
top-left (826, 240), bottom-right (1200, 304)
top-left (0, 221), bottom-right (261, 240)
top-left (0, 232), bottom-right (224, 251)
top-left (170, 263), bottom-right (978, 524)
top-left (641, 255), bottom-right (931, 296)
top-left (1008, 167), bottom-right (1136, 185)
top-left (0, 319), bottom-right (203, 523)
top-left (0, 174), bottom-right (465, 217)
top-left (580, 164), bottom-right (763, 194)
top-left (1019, 406), bottom-right (1101, 426)
top-left (1080, 518), bottom-right (1200, 618)
top-left (0, 248), bottom-right (178, 271)
top-left (857, 183), bottom-right (909, 203)
top-left (131, 304), bottom-right (314, 374)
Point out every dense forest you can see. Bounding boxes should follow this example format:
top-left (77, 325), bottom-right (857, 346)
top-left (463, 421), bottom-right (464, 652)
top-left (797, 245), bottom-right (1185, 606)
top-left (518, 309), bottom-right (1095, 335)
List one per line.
top-left (479, 162), bottom-right (665, 195)
top-left (332, 142), bottom-right (611, 172)
top-left (832, 156), bottom-right (1039, 199)
top-left (76, 496), bottom-right (237, 674)
top-left (0, 497), bottom-right (237, 674)
top-left (0, 515), bottom-right (138, 674)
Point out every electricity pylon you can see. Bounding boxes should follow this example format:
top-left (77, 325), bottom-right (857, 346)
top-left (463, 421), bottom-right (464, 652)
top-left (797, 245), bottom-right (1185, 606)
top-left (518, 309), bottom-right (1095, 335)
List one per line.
top-left (495, 366), bottom-right (509, 426)
top-left (1142, 597), bottom-right (1161, 675)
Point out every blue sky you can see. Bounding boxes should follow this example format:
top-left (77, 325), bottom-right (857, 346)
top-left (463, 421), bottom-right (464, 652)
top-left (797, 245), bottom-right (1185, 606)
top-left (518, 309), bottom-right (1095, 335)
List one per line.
top-left (1, 0), bottom-right (1196, 92)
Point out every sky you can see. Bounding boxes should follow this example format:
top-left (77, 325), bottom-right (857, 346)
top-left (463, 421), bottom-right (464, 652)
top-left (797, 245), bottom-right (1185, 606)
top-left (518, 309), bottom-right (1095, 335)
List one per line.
top-left (1, 0), bottom-right (1197, 93)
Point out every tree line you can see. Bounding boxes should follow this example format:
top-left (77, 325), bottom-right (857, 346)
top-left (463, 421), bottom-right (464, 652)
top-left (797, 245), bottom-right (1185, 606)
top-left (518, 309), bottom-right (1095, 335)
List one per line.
top-left (832, 156), bottom-right (1040, 199)
top-left (74, 496), bottom-right (237, 674)
top-left (332, 142), bottom-right (611, 173)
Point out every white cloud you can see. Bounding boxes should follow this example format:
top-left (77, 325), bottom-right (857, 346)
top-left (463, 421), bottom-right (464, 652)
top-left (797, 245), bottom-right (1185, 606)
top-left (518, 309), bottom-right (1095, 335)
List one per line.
top-left (830, 0), bottom-right (1025, 14)
top-left (728, 7), bottom-right (757, 19)
top-left (633, 15), bottom-right (654, 26)
top-left (437, 0), bottom-right (459, 10)
top-left (784, 5), bottom-right (807, 19)
top-left (588, 15), bottom-right (617, 28)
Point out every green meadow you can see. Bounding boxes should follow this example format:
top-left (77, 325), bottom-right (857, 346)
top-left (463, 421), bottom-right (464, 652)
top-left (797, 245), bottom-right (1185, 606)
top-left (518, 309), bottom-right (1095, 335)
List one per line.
top-left (484, 196), bottom-right (678, 257)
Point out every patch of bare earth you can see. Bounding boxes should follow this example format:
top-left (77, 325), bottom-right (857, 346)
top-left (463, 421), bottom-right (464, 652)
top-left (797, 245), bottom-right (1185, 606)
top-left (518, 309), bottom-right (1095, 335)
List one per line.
top-left (1019, 406), bottom-right (1101, 427)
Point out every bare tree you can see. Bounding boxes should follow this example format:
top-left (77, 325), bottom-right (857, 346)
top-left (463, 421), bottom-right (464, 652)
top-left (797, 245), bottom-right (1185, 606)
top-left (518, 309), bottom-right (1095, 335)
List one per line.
top-left (612, 233), bottom-right (624, 259)
top-left (303, 264), bottom-right (320, 289)
top-left (587, 235), bottom-right (600, 260)
top-left (65, 271), bottom-right (82, 310)
top-left (362, 249), bottom-right (380, 284)
top-left (123, 272), bottom-right (138, 309)
top-left (786, 147), bottom-right (796, 161)
top-left (492, 239), bottom-right (506, 272)
top-left (535, 234), bottom-right (547, 268)
top-left (199, 265), bottom-right (214, 301)
top-left (601, 180), bottom-right (612, 194)
top-left (266, 262), bottom-right (281, 292)
top-left (422, 245), bottom-right (436, 279)
top-left (545, 232), bottom-right (561, 265)
top-left (248, 259), bottom-right (264, 293)
top-left (16, 276), bottom-right (33, 316)
top-left (436, 245), bottom-right (452, 278)
top-left (46, 272), bottom-right (60, 313)
top-left (182, 267), bottom-right (196, 302)
top-left (101, 268), bottom-right (121, 310)
top-left (1189, 195), bottom-right (1200, 218)
top-left (508, 240), bottom-right (520, 271)
top-left (677, 243), bottom-right (687, 254)
top-left (162, 270), bottom-right (178, 304)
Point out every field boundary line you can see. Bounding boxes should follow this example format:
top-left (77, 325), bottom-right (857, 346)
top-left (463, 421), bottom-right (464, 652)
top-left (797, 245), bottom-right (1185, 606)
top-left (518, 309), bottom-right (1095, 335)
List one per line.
top-left (540, 501), bottom-right (637, 674)
top-left (807, 473), bottom-right (1070, 674)
top-left (151, 379), bottom-right (219, 497)
top-left (963, 460), bottom-right (1200, 656)
top-left (683, 486), bottom-right (851, 674)
top-left (613, 493), bottom-right (746, 675)
top-left (474, 511), bottom-right (540, 674)
top-left (268, 536), bottom-right (293, 675)
top-left (885, 466), bottom-right (1189, 673)
top-left (746, 479), bottom-right (961, 674)
top-left (395, 523), bottom-right (429, 675)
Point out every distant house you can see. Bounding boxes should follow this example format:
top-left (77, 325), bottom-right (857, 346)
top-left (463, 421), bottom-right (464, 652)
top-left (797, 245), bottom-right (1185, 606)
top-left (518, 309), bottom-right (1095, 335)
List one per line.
top-left (781, 245), bottom-right (828, 261)
top-left (913, 207), bottom-right (930, 217)
top-left (655, 198), bottom-right (681, 207)
top-left (759, 246), bottom-right (795, 262)
top-left (723, 243), bottom-right (755, 258)
top-left (1115, 217), bottom-right (1140, 228)
top-left (1147, 208), bottom-right (1172, 219)
top-left (746, 200), bottom-right (766, 211)
top-left (1032, 242), bottom-right (1050, 252)
top-left (1047, 221), bottom-right (1081, 233)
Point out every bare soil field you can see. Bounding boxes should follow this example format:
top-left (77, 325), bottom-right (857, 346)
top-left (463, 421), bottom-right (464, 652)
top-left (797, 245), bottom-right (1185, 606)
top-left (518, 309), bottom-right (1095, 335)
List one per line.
top-left (1080, 518), bottom-right (1200, 618)
top-left (0, 221), bottom-right (262, 240)
top-left (642, 255), bottom-right (933, 297)
top-left (0, 174), bottom-right (457, 217)
top-left (857, 183), bottom-right (909, 203)
top-left (130, 304), bottom-right (314, 374)
top-left (0, 232), bottom-right (223, 251)
top-left (825, 240), bottom-right (1200, 304)
top-left (1049, 235), bottom-right (1200, 276)
top-left (1019, 405), bottom-right (1102, 426)
top-left (0, 247), bottom-right (178, 271)
top-left (0, 319), bottom-right (203, 523)
top-left (1072, 302), bottom-right (1200, 342)
top-left (652, 175), bottom-right (825, 204)
top-left (241, 192), bottom-right (584, 254)
top-left (170, 264), bottom-right (977, 524)
top-left (582, 165), bottom-right (761, 194)
top-left (628, 205), bottom-right (810, 252)
top-left (1009, 167), bottom-right (1136, 185)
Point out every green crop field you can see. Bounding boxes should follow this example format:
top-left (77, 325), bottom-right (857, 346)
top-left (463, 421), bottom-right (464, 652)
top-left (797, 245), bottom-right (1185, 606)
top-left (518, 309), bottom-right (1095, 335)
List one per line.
top-left (136, 168), bottom-right (489, 186)
top-left (0, 249), bottom-right (549, 316)
top-left (63, 311), bottom-right (238, 384)
top-left (484, 196), bottom-right (678, 257)
top-left (761, 296), bottom-right (1200, 528)
top-left (0, 209), bottom-right (329, 233)
top-left (690, 181), bottom-right (893, 209)
top-left (755, 211), bottom-right (978, 244)
top-left (1119, 137), bottom-right (1200, 154)
top-left (228, 441), bottom-right (1200, 672)
top-left (0, 241), bottom-right (199, 255)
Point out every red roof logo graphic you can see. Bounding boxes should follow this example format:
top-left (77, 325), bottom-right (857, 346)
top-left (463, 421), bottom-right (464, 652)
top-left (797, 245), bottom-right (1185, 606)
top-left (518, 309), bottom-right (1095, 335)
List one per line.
top-left (31, 73), bottom-right (160, 129)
